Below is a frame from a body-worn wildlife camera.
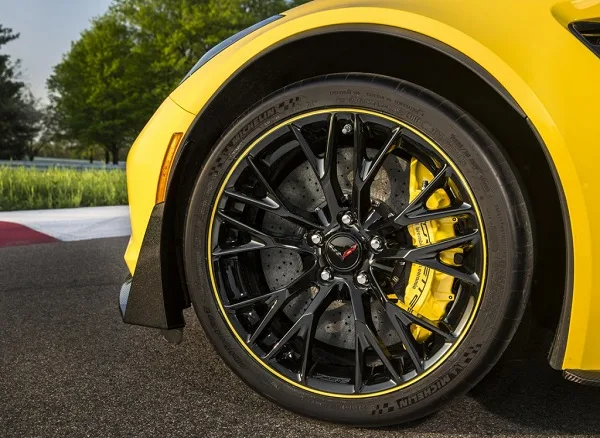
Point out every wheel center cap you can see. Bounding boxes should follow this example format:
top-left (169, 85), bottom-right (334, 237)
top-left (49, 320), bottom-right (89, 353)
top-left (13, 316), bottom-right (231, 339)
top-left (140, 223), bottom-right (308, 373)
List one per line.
top-left (325, 234), bottom-right (362, 271)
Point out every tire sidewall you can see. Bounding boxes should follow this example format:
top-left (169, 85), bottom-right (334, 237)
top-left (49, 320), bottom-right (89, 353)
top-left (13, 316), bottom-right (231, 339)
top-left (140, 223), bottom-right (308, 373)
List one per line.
top-left (184, 75), bottom-right (532, 426)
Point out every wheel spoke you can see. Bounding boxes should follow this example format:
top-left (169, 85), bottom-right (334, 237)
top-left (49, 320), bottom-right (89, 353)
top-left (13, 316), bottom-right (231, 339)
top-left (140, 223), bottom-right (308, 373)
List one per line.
top-left (212, 240), bottom-right (266, 258)
top-left (224, 157), bottom-right (322, 229)
top-left (321, 114), bottom-right (345, 220)
top-left (354, 336), bottom-right (365, 393)
top-left (384, 303), bottom-right (425, 374)
top-left (347, 282), bottom-right (401, 389)
top-left (299, 315), bottom-right (319, 384)
top-left (366, 274), bottom-right (424, 374)
top-left (351, 114), bottom-right (370, 224)
top-left (363, 208), bottom-right (384, 231)
top-left (398, 202), bottom-right (475, 226)
top-left (402, 231), bottom-right (481, 259)
top-left (352, 121), bottom-right (402, 225)
top-left (290, 124), bottom-right (319, 177)
top-left (213, 211), bottom-right (314, 257)
top-left (375, 231), bottom-right (481, 285)
top-left (225, 263), bottom-right (318, 345)
top-left (234, 289), bottom-right (289, 345)
top-left (389, 304), bottom-right (456, 342)
top-left (393, 164), bottom-right (475, 226)
top-left (290, 117), bottom-right (345, 223)
top-left (416, 258), bottom-right (480, 285)
top-left (223, 188), bottom-right (278, 211)
top-left (264, 281), bottom-right (338, 363)
top-left (356, 322), bottom-right (402, 385)
top-left (368, 273), bottom-right (455, 372)
top-left (363, 127), bottom-right (402, 185)
top-left (225, 289), bottom-right (288, 311)
top-left (370, 261), bottom-right (396, 274)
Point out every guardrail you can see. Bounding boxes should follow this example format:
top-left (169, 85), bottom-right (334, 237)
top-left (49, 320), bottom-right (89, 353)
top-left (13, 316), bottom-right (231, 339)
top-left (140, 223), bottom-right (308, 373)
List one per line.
top-left (0, 157), bottom-right (126, 170)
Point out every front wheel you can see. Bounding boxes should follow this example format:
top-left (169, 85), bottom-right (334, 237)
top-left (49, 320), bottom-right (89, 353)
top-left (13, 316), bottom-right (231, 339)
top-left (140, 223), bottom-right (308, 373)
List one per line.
top-left (184, 74), bottom-right (533, 426)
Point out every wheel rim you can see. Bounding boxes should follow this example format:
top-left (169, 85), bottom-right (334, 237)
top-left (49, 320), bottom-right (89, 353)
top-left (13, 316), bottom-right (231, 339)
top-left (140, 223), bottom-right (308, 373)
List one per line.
top-left (207, 109), bottom-right (487, 398)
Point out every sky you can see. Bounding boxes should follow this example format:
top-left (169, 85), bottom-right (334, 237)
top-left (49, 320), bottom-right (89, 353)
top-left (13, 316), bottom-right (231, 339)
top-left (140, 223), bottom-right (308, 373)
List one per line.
top-left (0, 0), bottom-right (113, 103)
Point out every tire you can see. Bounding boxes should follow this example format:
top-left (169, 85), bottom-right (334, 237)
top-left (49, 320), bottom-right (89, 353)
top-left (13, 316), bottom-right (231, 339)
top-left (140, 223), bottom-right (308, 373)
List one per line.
top-left (184, 74), bottom-right (533, 426)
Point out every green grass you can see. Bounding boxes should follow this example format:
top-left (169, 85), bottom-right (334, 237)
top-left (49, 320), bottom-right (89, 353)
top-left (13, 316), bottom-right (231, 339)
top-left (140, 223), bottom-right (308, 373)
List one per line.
top-left (0, 166), bottom-right (128, 211)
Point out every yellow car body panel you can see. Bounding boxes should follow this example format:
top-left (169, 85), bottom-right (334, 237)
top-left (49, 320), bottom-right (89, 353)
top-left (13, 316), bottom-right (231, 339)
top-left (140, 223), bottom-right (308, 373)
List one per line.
top-left (125, 0), bottom-right (600, 370)
top-left (124, 97), bottom-right (195, 273)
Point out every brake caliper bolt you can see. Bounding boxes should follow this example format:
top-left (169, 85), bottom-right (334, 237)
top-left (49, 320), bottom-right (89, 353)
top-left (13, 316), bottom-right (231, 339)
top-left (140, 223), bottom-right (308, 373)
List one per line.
top-left (341, 212), bottom-right (355, 226)
top-left (320, 268), bottom-right (333, 282)
top-left (356, 272), bottom-right (369, 286)
top-left (370, 237), bottom-right (384, 252)
top-left (310, 231), bottom-right (324, 246)
top-left (342, 124), bottom-right (353, 135)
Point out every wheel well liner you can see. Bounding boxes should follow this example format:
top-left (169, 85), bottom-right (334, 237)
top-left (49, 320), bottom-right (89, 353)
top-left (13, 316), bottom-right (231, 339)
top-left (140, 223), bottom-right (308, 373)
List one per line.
top-left (164, 25), bottom-right (572, 366)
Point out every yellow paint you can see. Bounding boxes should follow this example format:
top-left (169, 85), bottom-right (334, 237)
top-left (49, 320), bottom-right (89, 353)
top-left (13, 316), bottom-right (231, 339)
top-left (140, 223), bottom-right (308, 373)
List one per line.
top-left (124, 98), bottom-right (195, 273)
top-left (126, 0), bottom-right (600, 369)
top-left (207, 108), bottom-right (487, 398)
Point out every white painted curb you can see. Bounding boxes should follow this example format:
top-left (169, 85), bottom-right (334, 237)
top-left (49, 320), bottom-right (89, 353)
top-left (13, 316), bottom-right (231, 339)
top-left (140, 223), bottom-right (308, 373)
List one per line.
top-left (0, 206), bottom-right (131, 242)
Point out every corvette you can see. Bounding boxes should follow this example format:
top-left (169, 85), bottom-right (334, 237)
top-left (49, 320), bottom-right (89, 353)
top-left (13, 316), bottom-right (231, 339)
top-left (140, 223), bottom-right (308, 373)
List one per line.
top-left (118, 0), bottom-right (600, 426)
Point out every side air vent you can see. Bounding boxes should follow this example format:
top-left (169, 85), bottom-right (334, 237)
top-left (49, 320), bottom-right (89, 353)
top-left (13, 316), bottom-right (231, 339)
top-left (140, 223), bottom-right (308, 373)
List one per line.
top-left (570, 21), bottom-right (600, 57)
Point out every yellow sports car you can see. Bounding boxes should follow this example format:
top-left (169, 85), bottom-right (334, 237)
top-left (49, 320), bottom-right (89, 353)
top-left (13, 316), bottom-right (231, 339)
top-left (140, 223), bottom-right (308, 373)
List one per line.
top-left (118, 0), bottom-right (600, 426)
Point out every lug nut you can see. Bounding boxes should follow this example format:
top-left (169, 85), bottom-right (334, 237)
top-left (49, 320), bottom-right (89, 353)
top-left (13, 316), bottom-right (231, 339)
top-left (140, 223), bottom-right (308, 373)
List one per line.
top-left (310, 232), bottom-right (324, 246)
top-left (454, 253), bottom-right (464, 265)
top-left (341, 212), bottom-right (355, 226)
top-left (320, 268), bottom-right (333, 282)
top-left (370, 237), bottom-right (384, 252)
top-left (356, 272), bottom-right (369, 286)
top-left (342, 124), bottom-right (353, 135)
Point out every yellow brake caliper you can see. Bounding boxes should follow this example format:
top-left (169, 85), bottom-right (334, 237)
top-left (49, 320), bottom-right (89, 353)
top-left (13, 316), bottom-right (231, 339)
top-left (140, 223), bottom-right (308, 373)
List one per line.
top-left (389, 159), bottom-right (462, 343)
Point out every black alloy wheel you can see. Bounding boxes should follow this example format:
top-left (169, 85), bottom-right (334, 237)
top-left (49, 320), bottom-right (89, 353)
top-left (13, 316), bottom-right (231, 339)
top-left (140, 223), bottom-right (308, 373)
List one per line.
top-left (184, 74), bottom-right (533, 425)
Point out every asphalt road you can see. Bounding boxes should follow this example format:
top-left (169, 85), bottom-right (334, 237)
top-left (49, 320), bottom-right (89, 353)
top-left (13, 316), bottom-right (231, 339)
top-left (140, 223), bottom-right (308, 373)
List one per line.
top-left (1, 237), bottom-right (599, 437)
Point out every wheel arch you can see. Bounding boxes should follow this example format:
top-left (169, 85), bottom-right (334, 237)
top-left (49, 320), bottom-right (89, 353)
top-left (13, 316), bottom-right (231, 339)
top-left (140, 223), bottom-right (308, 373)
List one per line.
top-left (164, 26), bottom-right (572, 367)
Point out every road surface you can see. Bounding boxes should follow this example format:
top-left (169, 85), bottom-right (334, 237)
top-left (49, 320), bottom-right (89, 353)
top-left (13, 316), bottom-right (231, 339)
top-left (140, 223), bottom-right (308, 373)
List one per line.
top-left (1, 238), bottom-right (598, 437)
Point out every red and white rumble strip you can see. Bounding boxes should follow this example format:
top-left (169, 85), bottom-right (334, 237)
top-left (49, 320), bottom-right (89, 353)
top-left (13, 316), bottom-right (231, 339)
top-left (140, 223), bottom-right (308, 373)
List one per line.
top-left (0, 206), bottom-right (131, 248)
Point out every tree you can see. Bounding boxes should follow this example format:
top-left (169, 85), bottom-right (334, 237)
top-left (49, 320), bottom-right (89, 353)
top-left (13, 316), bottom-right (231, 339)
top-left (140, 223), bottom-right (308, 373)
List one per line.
top-left (0, 25), bottom-right (40, 160)
top-left (22, 93), bottom-right (44, 161)
top-left (48, 14), bottom-right (150, 164)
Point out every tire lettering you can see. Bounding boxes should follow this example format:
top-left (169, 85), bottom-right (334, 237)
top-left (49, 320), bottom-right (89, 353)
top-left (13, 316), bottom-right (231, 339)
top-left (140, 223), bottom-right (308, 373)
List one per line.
top-left (232, 107), bottom-right (277, 145)
top-left (371, 344), bottom-right (482, 416)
